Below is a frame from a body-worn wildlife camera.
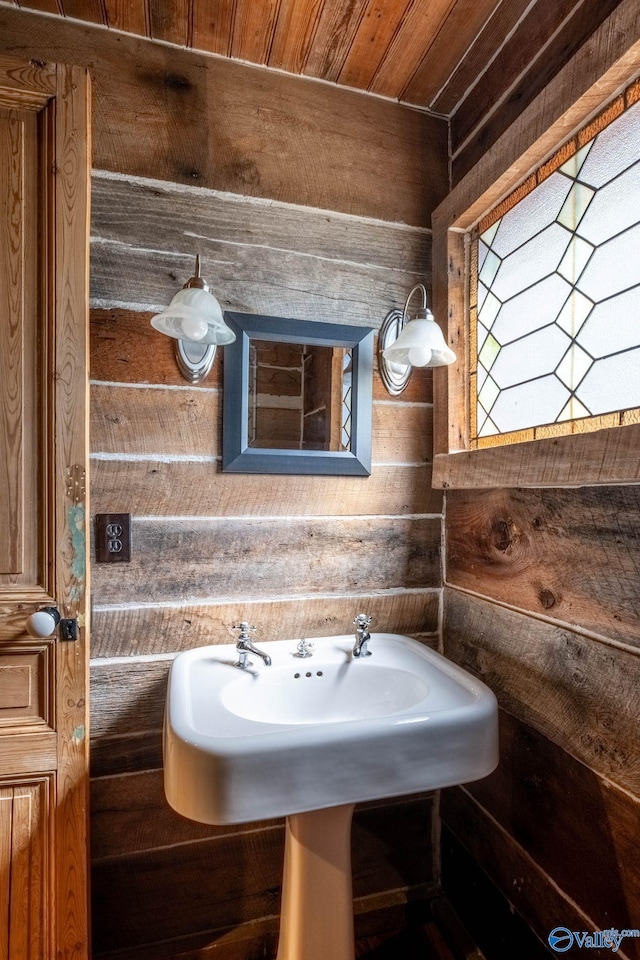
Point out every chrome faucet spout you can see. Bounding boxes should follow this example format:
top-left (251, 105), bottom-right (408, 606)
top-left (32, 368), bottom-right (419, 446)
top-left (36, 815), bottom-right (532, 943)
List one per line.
top-left (352, 613), bottom-right (372, 658)
top-left (233, 621), bottom-right (272, 669)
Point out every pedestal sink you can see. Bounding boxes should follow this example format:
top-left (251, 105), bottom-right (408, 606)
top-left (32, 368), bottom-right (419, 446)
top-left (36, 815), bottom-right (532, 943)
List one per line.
top-left (164, 633), bottom-right (498, 960)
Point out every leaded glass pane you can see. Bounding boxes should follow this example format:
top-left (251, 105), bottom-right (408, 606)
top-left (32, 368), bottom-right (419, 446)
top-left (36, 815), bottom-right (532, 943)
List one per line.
top-left (579, 285), bottom-right (640, 357)
top-left (577, 100), bottom-right (640, 188)
top-left (490, 324), bottom-right (570, 389)
top-left (490, 375), bottom-right (569, 432)
top-left (576, 160), bottom-right (640, 245)
top-left (490, 174), bottom-right (571, 257)
top-left (473, 86), bottom-right (640, 444)
top-left (491, 274), bottom-right (572, 345)
top-left (578, 349), bottom-right (640, 414)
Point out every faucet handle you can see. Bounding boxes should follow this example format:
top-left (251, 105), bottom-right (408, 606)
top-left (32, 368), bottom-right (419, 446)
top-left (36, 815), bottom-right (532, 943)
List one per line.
top-left (234, 621), bottom-right (256, 635)
top-left (353, 614), bottom-right (372, 629)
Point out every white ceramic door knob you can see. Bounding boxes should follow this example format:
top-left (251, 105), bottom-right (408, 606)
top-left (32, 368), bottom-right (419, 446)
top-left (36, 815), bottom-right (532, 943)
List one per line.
top-left (26, 608), bottom-right (60, 638)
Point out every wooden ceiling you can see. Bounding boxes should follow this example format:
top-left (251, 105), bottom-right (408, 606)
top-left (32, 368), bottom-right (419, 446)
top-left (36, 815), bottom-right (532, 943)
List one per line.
top-left (11, 0), bottom-right (623, 168)
top-left (12, 0), bottom-right (511, 112)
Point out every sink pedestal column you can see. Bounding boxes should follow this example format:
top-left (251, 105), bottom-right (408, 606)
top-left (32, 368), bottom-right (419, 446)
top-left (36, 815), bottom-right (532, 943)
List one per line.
top-left (276, 803), bottom-right (356, 960)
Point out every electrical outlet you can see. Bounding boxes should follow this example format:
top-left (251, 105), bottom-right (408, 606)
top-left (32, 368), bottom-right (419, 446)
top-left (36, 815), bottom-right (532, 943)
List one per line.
top-left (95, 513), bottom-right (132, 563)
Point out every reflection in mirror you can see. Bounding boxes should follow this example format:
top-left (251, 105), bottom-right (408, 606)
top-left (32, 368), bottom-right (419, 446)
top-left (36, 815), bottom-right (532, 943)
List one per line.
top-left (248, 341), bottom-right (352, 452)
top-left (222, 312), bottom-right (373, 476)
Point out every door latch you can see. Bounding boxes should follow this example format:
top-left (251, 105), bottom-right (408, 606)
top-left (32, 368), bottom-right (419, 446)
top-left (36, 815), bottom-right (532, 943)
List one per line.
top-left (59, 618), bottom-right (79, 642)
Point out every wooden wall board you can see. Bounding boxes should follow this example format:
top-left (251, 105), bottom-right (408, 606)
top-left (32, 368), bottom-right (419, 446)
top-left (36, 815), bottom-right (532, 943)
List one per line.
top-left (0, 6), bottom-right (448, 225)
top-left (90, 730), bottom-right (163, 779)
top-left (91, 593), bottom-right (441, 659)
top-left (90, 658), bottom-right (171, 741)
top-left (442, 789), bottom-right (640, 960)
top-left (90, 460), bottom-right (442, 520)
top-left (90, 309), bottom-right (434, 403)
top-left (90, 236), bottom-right (428, 328)
top-left (440, 825), bottom-right (583, 960)
top-left (91, 825), bottom-right (286, 953)
top-left (90, 173), bottom-right (433, 276)
top-left (446, 486), bottom-right (640, 647)
top-left (90, 769), bottom-right (282, 859)
top-left (444, 589), bottom-right (640, 796)
top-left (90, 383), bottom-right (220, 458)
top-left (90, 385), bottom-right (432, 463)
top-left (91, 516), bottom-right (441, 604)
top-left (465, 709), bottom-right (640, 936)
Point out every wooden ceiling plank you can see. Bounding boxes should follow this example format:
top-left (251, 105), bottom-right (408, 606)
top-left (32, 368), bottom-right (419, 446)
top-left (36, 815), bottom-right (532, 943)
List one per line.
top-left (231, 0), bottom-right (281, 64)
top-left (337, 0), bottom-right (412, 91)
top-left (430, 0), bottom-right (532, 115)
top-left (103, 0), bottom-right (147, 34)
top-left (303, 0), bottom-right (370, 84)
top-left (148, 0), bottom-right (189, 45)
top-left (401, 0), bottom-right (502, 108)
top-left (61, 0), bottom-right (107, 23)
top-left (15, 0), bottom-right (61, 14)
top-left (368, 0), bottom-right (458, 100)
top-left (450, 0), bottom-right (588, 155)
top-left (268, 0), bottom-right (324, 74)
top-left (452, 0), bottom-right (627, 180)
top-left (192, 0), bottom-right (235, 56)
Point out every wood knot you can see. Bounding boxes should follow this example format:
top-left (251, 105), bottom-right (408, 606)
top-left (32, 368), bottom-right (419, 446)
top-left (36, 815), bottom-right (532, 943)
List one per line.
top-left (538, 588), bottom-right (556, 609)
top-left (164, 73), bottom-right (192, 91)
top-left (490, 517), bottom-right (520, 553)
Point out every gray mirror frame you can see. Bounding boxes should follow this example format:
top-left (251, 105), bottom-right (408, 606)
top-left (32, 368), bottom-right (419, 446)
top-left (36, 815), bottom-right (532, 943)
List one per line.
top-left (222, 312), bottom-right (374, 476)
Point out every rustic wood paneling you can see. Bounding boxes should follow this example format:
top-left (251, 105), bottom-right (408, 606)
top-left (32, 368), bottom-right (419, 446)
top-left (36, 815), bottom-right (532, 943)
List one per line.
top-left (91, 459), bottom-right (442, 520)
top-left (92, 826), bottom-right (285, 953)
top-left (91, 795), bottom-right (433, 955)
top-left (91, 516), bottom-right (440, 604)
top-left (451, 0), bottom-right (628, 182)
top-left (429, 0), bottom-right (532, 114)
top-left (444, 588), bottom-right (640, 796)
top-left (84, 99), bottom-right (443, 960)
top-left (91, 593), bottom-right (440, 659)
top-left (465, 710), bottom-right (640, 938)
top-left (90, 385), bottom-right (432, 463)
top-left (90, 236), bottom-right (427, 328)
top-left (90, 172), bottom-right (432, 277)
top-left (441, 823), bottom-right (583, 960)
top-left (400, 0), bottom-right (504, 108)
top-left (446, 486), bottom-right (640, 647)
top-left (90, 308), bottom-right (434, 403)
top-left (90, 730), bottom-right (163, 779)
top-left (90, 769), bottom-right (281, 858)
top-left (0, 6), bottom-right (448, 225)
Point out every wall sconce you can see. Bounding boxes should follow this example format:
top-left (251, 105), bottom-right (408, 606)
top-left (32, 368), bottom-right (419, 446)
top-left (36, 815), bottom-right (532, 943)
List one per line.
top-left (378, 282), bottom-right (456, 396)
top-left (150, 255), bottom-right (236, 383)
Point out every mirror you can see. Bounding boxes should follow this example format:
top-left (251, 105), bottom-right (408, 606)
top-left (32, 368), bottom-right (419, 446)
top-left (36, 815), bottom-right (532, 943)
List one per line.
top-left (222, 313), bottom-right (374, 475)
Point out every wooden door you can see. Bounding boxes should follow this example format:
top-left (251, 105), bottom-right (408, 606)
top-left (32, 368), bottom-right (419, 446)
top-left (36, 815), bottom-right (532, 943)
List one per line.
top-left (0, 57), bottom-right (90, 958)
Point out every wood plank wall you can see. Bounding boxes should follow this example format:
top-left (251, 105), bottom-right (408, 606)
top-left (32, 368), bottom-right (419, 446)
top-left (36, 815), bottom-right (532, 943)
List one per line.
top-left (442, 487), bottom-right (640, 959)
top-left (0, 6), bottom-right (448, 227)
top-left (0, 10), bottom-right (449, 959)
top-left (88, 174), bottom-right (443, 957)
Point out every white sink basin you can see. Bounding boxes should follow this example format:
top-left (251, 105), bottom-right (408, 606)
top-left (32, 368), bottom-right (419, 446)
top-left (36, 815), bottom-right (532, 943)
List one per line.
top-left (164, 633), bottom-right (498, 825)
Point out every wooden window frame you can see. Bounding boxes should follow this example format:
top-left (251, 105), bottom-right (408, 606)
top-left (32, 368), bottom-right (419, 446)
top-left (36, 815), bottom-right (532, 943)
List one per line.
top-left (431, 0), bottom-right (640, 489)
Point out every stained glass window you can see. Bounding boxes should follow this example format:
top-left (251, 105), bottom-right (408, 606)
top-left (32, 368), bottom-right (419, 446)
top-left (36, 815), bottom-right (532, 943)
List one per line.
top-left (470, 81), bottom-right (640, 448)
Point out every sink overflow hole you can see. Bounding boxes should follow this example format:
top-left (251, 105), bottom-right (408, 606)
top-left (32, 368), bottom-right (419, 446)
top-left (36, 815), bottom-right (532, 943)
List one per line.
top-left (292, 671), bottom-right (324, 679)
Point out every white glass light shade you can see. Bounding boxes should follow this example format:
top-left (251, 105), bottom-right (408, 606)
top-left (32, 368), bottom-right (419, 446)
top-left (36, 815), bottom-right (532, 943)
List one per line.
top-left (151, 288), bottom-right (236, 345)
top-left (382, 311), bottom-right (456, 367)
